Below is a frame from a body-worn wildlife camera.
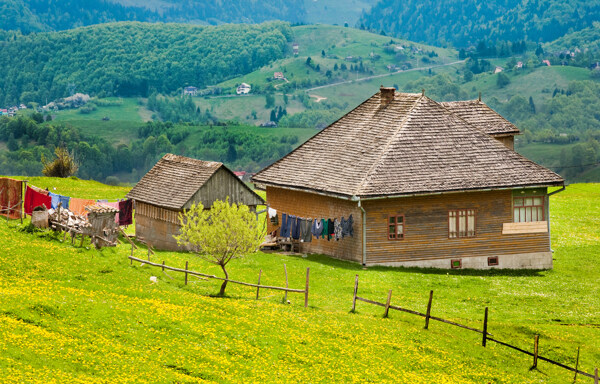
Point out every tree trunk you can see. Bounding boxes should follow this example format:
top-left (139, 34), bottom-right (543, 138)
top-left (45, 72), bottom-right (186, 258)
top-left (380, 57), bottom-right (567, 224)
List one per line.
top-left (218, 264), bottom-right (229, 296)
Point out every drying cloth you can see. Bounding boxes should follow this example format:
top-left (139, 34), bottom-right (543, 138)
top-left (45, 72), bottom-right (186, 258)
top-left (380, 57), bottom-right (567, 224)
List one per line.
top-left (280, 213), bottom-right (289, 237)
top-left (327, 218), bottom-right (334, 241)
top-left (300, 218), bottom-right (313, 242)
top-left (70, 198), bottom-right (96, 216)
top-left (118, 199), bottom-right (133, 226)
top-left (334, 218), bottom-right (343, 241)
top-left (290, 215), bottom-right (300, 240)
top-left (59, 195), bottom-right (70, 210)
top-left (268, 207), bottom-right (277, 218)
top-left (100, 202), bottom-right (120, 223)
top-left (49, 192), bottom-right (60, 209)
top-left (24, 186), bottom-right (51, 215)
top-left (0, 178), bottom-right (23, 219)
top-left (341, 214), bottom-right (354, 238)
top-left (321, 218), bottom-right (328, 240)
top-left (312, 218), bottom-right (323, 239)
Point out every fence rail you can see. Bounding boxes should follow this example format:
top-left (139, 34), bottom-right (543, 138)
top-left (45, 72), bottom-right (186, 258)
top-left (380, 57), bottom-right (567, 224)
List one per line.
top-left (351, 275), bottom-right (598, 382)
top-left (128, 255), bottom-right (309, 307)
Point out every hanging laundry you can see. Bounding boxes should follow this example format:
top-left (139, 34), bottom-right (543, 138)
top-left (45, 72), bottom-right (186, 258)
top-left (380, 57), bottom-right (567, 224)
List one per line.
top-left (312, 218), bottom-right (323, 239)
top-left (69, 198), bottom-right (96, 216)
top-left (334, 218), bottom-right (343, 241)
top-left (327, 218), bottom-right (334, 241)
top-left (321, 218), bottom-right (328, 239)
top-left (59, 195), bottom-right (70, 210)
top-left (291, 215), bottom-right (300, 240)
top-left (300, 218), bottom-right (313, 242)
top-left (24, 186), bottom-right (51, 215)
top-left (0, 178), bottom-right (23, 219)
top-left (118, 199), bottom-right (133, 226)
top-left (100, 202), bottom-right (120, 223)
top-left (49, 192), bottom-right (60, 209)
top-left (341, 214), bottom-right (354, 237)
top-left (268, 208), bottom-right (277, 218)
top-left (280, 213), bottom-right (289, 237)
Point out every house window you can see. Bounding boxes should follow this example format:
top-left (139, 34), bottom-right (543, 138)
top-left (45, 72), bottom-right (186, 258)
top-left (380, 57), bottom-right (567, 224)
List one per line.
top-left (488, 256), bottom-right (499, 266)
top-left (451, 259), bottom-right (462, 269)
top-left (449, 209), bottom-right (476, 238)
top-left (388, 215), bottom-right (404, 240)
top-left (513, 196), bottom-right (544, 222)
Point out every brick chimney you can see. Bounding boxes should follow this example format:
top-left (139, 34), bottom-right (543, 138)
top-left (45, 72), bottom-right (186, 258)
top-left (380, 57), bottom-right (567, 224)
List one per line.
top-left (380, 86), bottom-right (395, 107)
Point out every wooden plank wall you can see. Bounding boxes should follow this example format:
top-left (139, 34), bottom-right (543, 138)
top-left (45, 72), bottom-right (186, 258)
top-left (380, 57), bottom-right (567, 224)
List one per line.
top-left (363, 190), bottom-right (550, 264)
top-left (136, 201), bottom-right (181, 225)
top-left (266, 186), bottom-right (363, 262)
top-left (185, 168), bottom-right (263, 209)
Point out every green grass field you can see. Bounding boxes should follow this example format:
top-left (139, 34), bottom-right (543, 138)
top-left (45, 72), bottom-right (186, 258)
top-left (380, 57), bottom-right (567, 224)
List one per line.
top-left (50, 98), bottom-right (149, 144)
top-left (0, 178), bottom-right (598, 383)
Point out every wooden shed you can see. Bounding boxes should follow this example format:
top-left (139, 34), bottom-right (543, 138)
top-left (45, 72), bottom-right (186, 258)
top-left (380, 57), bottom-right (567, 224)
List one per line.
top-left (252, 87), bottom-right (564, 270)
top-left (127, 154), bottom-right (264, 251)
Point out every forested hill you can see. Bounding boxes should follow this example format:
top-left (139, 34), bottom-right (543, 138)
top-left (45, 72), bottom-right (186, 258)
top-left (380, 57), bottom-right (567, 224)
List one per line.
top-left (0, 0), bottom-right (305, 33)
top-left (0, 21), bottom-right (292, 105)
top-left (358, 0), bottom-right (600, 47)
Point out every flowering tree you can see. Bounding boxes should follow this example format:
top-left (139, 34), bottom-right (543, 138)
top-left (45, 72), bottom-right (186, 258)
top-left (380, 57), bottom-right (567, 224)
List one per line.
top-left (174, 198), bottom-right (264, 296)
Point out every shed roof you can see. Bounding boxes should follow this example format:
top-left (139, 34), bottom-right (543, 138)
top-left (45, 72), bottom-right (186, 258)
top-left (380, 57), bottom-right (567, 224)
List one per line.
top-left (127, 154), bottom-right (263, 209)
top-left (440, 99), bottom-right (520, 136)
top-left (252, 89), bottom-right (563, 199)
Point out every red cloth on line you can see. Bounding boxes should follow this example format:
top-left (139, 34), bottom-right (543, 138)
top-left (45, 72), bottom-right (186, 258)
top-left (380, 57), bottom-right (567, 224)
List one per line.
top-left (24, 186), bottom-right (51, 215)
top-left (118, 199), bottom-right (133, 226)
top-left (0, 178), bottom-right (23, 219)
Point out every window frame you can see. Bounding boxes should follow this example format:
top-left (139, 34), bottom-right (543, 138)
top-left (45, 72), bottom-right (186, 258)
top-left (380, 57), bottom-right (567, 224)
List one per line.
top-left (512, 195), bottom-right (545, 223)
top-left (387, 214), bottom-right (405, 240)
top-left (448, 209), bottom-right (477, 239)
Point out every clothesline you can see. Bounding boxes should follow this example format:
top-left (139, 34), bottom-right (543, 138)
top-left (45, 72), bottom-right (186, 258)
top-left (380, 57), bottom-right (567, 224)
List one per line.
top-left (278, 212), bottom-right (354, 242)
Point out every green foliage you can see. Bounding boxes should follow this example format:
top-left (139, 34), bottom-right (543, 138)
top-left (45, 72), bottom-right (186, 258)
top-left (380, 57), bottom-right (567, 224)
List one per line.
top-left (496, 72), bottom-right (511, 88)
top-left (359, 0), bottom-right (600, 47)
top-left (0, 21), bottom-right (292, 105)
top-left (0, 0), bottom-right (306, 33)
top-left (175, 199), bottom-right (264, 295)
top-left (41, 146), bottom-right (78, 178)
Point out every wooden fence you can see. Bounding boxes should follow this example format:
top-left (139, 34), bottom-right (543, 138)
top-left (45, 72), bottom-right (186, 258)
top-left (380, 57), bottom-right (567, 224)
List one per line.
top-left (128, 255), bottom-right (310, 307)
top-left (351, 275), bottom-right (599, 383)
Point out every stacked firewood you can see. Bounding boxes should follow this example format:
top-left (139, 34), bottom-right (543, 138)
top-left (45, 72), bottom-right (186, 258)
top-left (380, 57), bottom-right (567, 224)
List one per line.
top-left (48, 207), bottom-right (91, 234)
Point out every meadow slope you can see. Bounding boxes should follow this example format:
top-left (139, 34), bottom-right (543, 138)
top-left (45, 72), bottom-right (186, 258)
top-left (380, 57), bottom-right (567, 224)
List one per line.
top-left (0, 178), bottom-right (598, 383)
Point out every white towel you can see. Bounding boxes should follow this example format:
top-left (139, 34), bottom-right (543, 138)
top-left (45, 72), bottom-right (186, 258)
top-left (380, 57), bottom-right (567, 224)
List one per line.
top-left (268, 207), bottom-right (277, 218)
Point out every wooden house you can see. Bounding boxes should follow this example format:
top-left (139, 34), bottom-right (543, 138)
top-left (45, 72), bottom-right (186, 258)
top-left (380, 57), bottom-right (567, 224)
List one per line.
top-left (252, 87), bottom-right (564, 269)
top-left (127, 154), bottom-right (264, 251)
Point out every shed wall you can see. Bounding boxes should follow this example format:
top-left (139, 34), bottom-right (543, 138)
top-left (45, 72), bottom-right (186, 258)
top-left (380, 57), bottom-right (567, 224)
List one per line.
top-left (135, 202), bottom-right (182, 251)
top-left (494, 135), bottom-right (514, 150)
top-left (184, 168), bottom-right (262, 209)
top-left (363, 189), bottom-right (551, 266)
top-left (266, 186), bottom-right (363, 262)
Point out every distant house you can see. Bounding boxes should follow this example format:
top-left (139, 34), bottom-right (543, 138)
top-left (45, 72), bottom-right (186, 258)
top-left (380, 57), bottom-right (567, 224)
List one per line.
top-left (292, 43), bottom-right (299, 55)
top-left (274, 72), bottom-right (285, 80)
top-left (126, 154), bottom-right (264, 251)
top-left (395, 45), bottom-right (404, 51)
top-left (183, 86), bottom-right (198, 96)
top-left (19, 104), bottom-right (26, 109)
top-left (516, 61), bottom-right (523, 69)
top-left (236, 83), bottom-right (251, 95)
top-left (0, 109), bottom-right (8, 116)
top-left (253, 87), bottom-right (564, 270)
top-left (233, 171), bottom-right (247, 181)
top-left (543, 60), bottom-right (551, 66)
top-left (260, 121), bottom-right (277, 128)
top-left (494, 66), bottom-right (504, 73)
top-left (387, 64), bottom-right (399, 71)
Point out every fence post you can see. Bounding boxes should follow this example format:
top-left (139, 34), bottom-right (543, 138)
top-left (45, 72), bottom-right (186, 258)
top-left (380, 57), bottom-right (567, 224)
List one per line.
top-left (256, 269), bottom-right (262, 300)
top-left (573, 347), bottom-right (580, 383)
top-left (184, 261), bottom-right (189, 285)
top-left (304, 268), bottom-right (310, 308)
top-left (425, 290), bottom-right (433, 329)
top-left (162, 261), bottom-right (165, 272)
top-left (147, 244), bottom-right (151, 261)
top-left (594, 368), bottom-right (598, 384)
top-left (533, 334), bottom-right (539, 369)
top-left (482, 307), bottom-right (489, 347)
top-left (283, 264), bottom-right (289, 303)
top-left (384, 290), bottom-right (392, 318)
top-left (352, 274), bottom-right (359, 313)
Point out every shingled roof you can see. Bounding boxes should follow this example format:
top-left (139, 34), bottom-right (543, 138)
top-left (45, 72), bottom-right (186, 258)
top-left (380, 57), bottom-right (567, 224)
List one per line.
top-left (252, 88), bottom-right (563, 199)
top-left (440, 99), bottom-right (520, 136)
top-left (127, 154), bottom-right (262, 210)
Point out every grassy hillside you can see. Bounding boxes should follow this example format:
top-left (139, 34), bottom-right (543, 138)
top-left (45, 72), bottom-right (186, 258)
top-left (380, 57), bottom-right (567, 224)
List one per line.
top-left (0, 178), bottom-right (598, 382)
